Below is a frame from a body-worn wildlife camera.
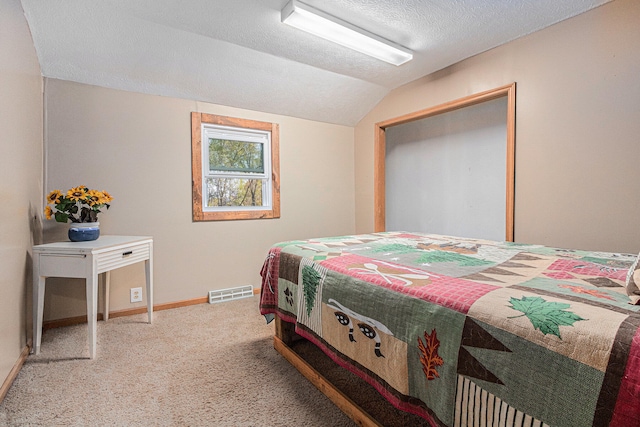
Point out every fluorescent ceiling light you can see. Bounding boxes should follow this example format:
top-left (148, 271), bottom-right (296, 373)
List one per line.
top-left (281, 0), bottom-right (413, 66)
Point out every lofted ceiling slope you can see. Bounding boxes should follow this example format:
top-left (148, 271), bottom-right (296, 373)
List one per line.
top-left (21, 0), bottom-right (610, 126)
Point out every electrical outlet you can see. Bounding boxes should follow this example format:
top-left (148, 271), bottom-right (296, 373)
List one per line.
top-left (130, 287), bottom-right (143, 303)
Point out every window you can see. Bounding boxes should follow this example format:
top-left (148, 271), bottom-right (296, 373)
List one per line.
top-left (191, 113), bottom-right (280, 221)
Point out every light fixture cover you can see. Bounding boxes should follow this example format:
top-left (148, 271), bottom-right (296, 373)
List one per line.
top-left (281, 0), bottom-right (413, 66)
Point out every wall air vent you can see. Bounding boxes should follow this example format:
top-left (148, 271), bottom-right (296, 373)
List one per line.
top-left (208, 285), bottom-right (254, 304)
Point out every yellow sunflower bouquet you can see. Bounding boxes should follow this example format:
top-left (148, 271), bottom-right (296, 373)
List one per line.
top-left (45, 185), bottom-right (113, 223)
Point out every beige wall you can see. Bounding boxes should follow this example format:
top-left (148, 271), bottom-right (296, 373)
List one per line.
top-left (0, 0), bottom-right (43, 389)
top-left (43, 79), bottom-right (355, 319)
top-left (355, 0), bottom-right (640, 254)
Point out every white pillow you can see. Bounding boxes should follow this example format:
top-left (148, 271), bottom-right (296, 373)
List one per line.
top-left (626, 252), bottom-right (640, 305)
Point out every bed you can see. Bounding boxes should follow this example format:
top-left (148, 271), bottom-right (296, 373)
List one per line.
top-left (259, 232), bottom-right (640, 426)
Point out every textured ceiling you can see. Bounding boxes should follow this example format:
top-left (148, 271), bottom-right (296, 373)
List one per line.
top-left (21, 0), bottom-right (609, 126)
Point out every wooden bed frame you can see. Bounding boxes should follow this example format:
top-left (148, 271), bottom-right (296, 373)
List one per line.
top-left (273, 316), bottom-right (383, 427)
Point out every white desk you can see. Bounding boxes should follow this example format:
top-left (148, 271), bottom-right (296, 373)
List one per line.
top-left (33, 235), bottom-right (153, 359)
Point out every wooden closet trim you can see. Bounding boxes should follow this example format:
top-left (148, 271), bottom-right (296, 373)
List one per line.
top-left (374, 83), bottom-right (516, 241)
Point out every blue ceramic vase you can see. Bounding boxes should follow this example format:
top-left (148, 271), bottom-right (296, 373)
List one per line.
top-left (68, 222), bottom-right (100, 242)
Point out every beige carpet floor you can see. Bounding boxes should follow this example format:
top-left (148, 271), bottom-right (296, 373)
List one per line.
top-left (0, 296), bottom-right (356, 426)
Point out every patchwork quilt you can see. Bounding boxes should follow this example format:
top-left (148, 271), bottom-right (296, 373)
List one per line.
top-left (259, 232), bottom-right (640, 426)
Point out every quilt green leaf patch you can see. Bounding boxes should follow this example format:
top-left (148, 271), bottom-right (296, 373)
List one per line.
top-left (507, 296), bottom-right (586, 339)
top-left (371, 243), bottom-right (418, 255)
top-left (302, 265), bottom-right (321, 317)
top-left (579, 256), bottom-right (630, 269)
top-left (416, 251), bottom-right (492, 267)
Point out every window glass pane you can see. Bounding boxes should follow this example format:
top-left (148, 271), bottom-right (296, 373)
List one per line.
top-left (208, 139), bottom-right (264, 173)
top-left (205, 177), bottom-right (264, 207)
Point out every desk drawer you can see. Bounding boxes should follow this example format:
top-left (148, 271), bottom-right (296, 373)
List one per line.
top-left (96, 243), bottom-right (150, 273)
top-left (39, 253), bottom-right (87, 278)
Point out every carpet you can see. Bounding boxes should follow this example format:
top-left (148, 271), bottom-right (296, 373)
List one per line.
top-left (1, 296), bottom-right (355, 426)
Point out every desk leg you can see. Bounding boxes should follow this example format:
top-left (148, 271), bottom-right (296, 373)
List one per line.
top-left (87, 271), bottom-right (98, 359)
top-left (145, 256), bottom-right (153, 324)
top-left (33, 275), bottom-right (45, 355)
top-left (104, 271), bottom-right (111, 321)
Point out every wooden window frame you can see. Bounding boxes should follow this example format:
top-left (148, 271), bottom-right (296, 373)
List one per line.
top-left (374, 83), bottom-right (516, 241)
top-left (191, 112), bottom-right (280, 221)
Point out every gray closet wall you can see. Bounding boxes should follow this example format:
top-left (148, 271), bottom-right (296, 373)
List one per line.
top-left (385, 97), bottom-right (508, 241)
